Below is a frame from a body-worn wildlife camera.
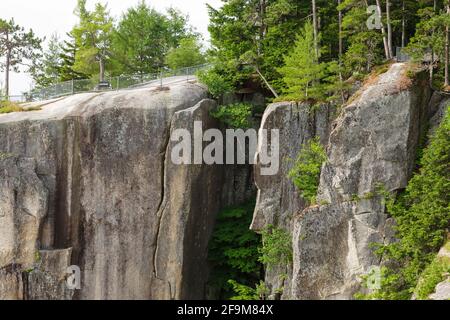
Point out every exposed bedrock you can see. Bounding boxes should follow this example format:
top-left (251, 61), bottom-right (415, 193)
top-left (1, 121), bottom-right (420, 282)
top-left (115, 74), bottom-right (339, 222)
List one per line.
top-left (252, 63), bottom-right (435, 299)
top-left (0, 83), bottom-right (255, 300)
top-left (251, 101), bottom-right (335, 299)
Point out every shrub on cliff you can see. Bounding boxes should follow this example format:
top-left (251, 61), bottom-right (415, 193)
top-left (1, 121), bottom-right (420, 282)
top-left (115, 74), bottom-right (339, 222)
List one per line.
top-left (210, 102), bottom-right (253, 129)
top-left (288, 137), bottom-right (327, 204)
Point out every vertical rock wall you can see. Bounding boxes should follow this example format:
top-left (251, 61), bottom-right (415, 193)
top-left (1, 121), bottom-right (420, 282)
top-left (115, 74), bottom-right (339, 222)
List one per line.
top-left (251, 102), bottom-right (335, 299)
top-left (252, 63), bottom-right (433, 299)
top-left (0, 83), bottom-right (255, 300)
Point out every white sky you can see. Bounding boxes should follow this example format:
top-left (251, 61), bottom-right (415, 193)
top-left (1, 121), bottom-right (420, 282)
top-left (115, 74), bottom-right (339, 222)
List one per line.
top-left (0, 0), bottom-right (222, 96)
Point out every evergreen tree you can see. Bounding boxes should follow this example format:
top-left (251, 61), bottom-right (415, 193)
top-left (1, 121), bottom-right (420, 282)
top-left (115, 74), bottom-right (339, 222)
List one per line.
top-left (58, 32), bottom-right (87, 82)
top-left (339, 0), bottom-right (383, 76)
top-left (72, 0), bottom-right (114, 81)
top-left (406, 1), bottom-right (450, 88)
top-left (277, 21), bottom-right (329, 102)
top-left (165, 37), bottom-right (205, 70)
top-left (0, 18), bottom-right (42, 98)
top-left (112, 1), bottom-right (194, 76)
top-left (30, 33), bottom-right (62, 88)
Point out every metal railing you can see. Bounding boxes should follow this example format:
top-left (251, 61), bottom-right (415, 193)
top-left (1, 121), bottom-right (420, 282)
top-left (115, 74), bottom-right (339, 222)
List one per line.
top-left (6, 64), bottom-right (210, 103)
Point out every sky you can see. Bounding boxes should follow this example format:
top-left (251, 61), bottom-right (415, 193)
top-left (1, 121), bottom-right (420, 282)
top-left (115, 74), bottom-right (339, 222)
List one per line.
top-left (0, 0), bottom-right (223, 96)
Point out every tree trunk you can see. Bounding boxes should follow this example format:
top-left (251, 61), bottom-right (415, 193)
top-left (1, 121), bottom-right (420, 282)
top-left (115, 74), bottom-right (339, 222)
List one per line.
top-left (430, 0), bottom-right (437, 86)
top-left (5, 49), bottom-right (10, 99)
top-left (257, 0), bottom-right (267, 57)
top-left (99, 58), bottom-right (105, 83)
top-left (401, 0), bottom-right (406, 48)
top-left (386, 0), bottom-right (393, 58)
top-left (445, 1), bottom-right (450, 87)
top-left (255, 66), bottom-right (278, 98)
top-left (375, 0), bottom-right (390, 60)
top-left (312, 0), bottom-right (319, 60)
top-left (338, 0), bottom-right (343, 60)
top-left (338, 0), bottom-right (345, 104)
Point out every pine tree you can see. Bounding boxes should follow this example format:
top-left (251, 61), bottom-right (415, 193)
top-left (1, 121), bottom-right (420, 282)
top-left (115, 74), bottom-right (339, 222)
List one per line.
top-left (30, 33), bottom-right (62, 88)
top-left (72, 0), bottom-right (113, 81)
top-left (58, 32), bottom-right (87, 82)
top-left (277, 21), bottom-right (329, 102)
top-left (339, 0), bottom-right (383, 76)
top-left (406, 1), bottom-right (450, 88)
top-left (0, 18), bottom-right (42, 98)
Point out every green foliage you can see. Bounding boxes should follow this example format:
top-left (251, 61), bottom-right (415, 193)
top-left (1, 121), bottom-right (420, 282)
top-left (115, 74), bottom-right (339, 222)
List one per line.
top-left (0, 100), bottom-right (41, 113)
top-left (72, 0), bottom-right (114, 80)
top-left (210, 103), bottom-right (253, 129)
top-left (30, 33), bottom-right (62, 88)
top-left (277, 21), bottom-right (328, 102)
top-left (207, 0), bottom-right (316, 93)
top-left (340, 0), bottom-right (383, 76)
top-left (405, 3), bottom-right (450, 88)
top-left (228, 280), bottom-right (269, 300)
top-left (288, 138), bottom-right (327, 204)
top-left (258, 225), bottom-right (292, 270)
top-left (58, 32), bottom-right (89, 82)
top-left (0, 100), bottom-right (23, 113)
top-left (365, 107), bottom-right (450, 300)
top-left (166, 37), bottom-right (205, 70)
top-left (227, 280), bottom-right (257, 300)
top-left (414, 254), bottom-right (450, 300)
top-left (208, 200), bottom-right (263, 299)
top-left (112, 1), bottom-right (194, 76)
top-left (0, 18), bottom-right (42, 96)
top-left (197, 67), bottom-right (234, 98)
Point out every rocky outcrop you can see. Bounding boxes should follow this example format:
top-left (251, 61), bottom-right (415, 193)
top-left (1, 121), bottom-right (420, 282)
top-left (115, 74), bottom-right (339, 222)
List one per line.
top-left (251, 102), bottom-right (335, 299)
top-left (0, 82), bottom-right (254, 300)
top-left (252, 63), bottom-right (434, 299)
top-left (291, 63), bottom-right (432, 299)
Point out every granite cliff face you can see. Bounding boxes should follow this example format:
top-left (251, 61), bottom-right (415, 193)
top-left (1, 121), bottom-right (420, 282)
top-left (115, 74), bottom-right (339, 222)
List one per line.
top-left (251, 102), bottom-right (334, 299)
top-left (0, 82), bottom-right (254, 300)
top-left (252, 63), bottom-right (439, 299)
top-left (0, 62), bottom-right (445, 300)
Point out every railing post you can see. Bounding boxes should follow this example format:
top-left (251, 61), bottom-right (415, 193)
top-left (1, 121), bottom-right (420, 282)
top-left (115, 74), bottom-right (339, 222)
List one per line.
top-left (160, 70), bottom-right (163, 87)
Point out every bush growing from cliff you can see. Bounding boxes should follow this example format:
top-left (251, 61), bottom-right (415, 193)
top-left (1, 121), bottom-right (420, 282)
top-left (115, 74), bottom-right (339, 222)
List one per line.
top-left (288, 137), bottom-right (327, 204)
top-left (210, 103), bottom-right (253, 129)
top-left (227, 280), bottom-right (269, 300)
top-left (208, 200), bottom-right (263, 299)
top-left (258, 225), bottom-right (293, 270)
top-left (365, 107), bottom-right (450, 300)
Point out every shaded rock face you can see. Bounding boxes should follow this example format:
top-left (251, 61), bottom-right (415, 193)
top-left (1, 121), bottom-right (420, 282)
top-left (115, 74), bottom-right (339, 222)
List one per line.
top-left (251, 102), bottom-right (335, 299)
top-left (292, 63), bottom-right (432, 299)
top-left (0, 83), bottom-right (254, 300)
